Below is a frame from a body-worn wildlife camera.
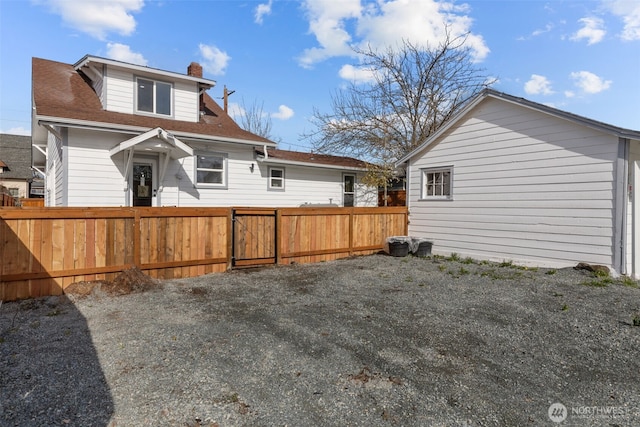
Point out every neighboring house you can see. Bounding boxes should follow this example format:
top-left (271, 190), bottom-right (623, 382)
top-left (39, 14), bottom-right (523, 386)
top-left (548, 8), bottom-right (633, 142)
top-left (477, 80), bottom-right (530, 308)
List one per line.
top-left (0, 134), bottom-right (39, 199)
top-left (31, 56), bottom-right (375, 208)
top-left (397, 89), bottom-right (640, 277)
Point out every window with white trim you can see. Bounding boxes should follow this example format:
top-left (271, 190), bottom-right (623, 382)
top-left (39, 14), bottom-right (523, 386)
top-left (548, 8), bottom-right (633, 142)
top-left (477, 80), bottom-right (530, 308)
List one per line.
top-left (268, 167), bottom-right (285, 190)
top-left (421, 167), bottom-right (453, 199)
top-left (343, 174), bottom-right (355, 207)
top-left (136, 77), bottom-right (172, 116)
top-left (195, 152), bottom-right (227, 187)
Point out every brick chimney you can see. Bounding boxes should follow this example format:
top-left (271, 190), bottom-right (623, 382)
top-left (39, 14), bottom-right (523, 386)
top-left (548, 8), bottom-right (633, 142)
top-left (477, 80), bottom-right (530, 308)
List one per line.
top-left (187, 62), bottom-right (203, 78)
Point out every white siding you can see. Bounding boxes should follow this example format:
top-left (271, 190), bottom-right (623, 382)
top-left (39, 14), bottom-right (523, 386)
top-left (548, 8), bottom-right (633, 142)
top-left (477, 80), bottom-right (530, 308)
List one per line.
top-left (45, 129), bottom-right (65, 206)
top-left (104, 67), bottom-right (134, 114)
top-left (65, 129), bottom-right (129, 206)
top-left (407, 98), bottom-right (619, 269)
top-left (160, 142), bottom-right (375, 207)
top-left (56, 131), bottom-right (375, 208)
top-left (103, 66), bottom-right (199, 122)
top-left (174, 80), bottom-right (199, 122)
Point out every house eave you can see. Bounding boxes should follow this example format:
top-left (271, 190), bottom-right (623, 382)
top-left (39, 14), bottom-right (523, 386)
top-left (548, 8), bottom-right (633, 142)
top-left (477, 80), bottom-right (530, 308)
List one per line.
top-left (74, 55), bottom-right (216, 89)
top-left (35, 115), bottom-right (277, 148)
top-left (256, 156), bottom-right (368, 171)
top-left (396, 88), bottom-right (640, 166)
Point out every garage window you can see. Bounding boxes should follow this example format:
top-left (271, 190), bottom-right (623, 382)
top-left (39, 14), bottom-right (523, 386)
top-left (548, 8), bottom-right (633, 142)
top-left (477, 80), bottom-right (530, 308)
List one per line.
top-left (421, 167), bottom-right (453, 199)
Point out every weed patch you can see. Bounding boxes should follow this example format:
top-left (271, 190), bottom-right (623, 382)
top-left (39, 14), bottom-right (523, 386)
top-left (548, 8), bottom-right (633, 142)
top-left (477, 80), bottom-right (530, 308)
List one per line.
top-left (447, 253), bottom-right (461, 262)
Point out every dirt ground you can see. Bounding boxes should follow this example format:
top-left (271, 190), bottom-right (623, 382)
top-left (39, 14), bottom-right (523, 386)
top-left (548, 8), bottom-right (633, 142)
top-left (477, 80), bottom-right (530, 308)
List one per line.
top-left (1, 254), bottom-right (639, 426)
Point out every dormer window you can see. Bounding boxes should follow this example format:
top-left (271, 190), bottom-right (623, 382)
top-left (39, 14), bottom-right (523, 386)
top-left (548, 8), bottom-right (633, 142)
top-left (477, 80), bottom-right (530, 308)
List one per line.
top-left (137, 77), bottom-right (172, 116)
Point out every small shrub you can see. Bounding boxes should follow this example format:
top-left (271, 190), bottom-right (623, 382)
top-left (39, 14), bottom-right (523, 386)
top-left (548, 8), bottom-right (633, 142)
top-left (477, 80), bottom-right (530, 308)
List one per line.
top-left (593, 269), bottom-right (609, 278)
top-left (620, 276), bottom-right (638, 288)
top-left (499, 260), bottom-right (515, 268)
top-left (438, 264), bottom-right (446, 272)
top-left (580, 277), bottom-right (614, 287)
top-left (448, 253), bottom-right (461, 262)
top-left (561, 304), bottom-right (569, 311)
top-left (546, 269), bottom-right (557, 275)
top-left (458, 267), bottom-right (470, 275)
top-left (633, 315), bottom-right (640, 327)
top-left (461, 257), bottom-right (475, 265)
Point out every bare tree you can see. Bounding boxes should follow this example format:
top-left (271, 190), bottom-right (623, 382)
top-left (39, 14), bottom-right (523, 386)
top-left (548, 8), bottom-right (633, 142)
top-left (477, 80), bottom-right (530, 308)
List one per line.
top-left (304, 30), bottom-right (494, 197)
top-left (237, 98), bottom-right (275, 141)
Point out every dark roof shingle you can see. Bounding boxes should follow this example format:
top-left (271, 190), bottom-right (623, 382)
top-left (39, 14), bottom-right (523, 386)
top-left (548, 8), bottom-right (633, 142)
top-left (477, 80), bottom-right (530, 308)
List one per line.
top-left (0, 134), bottom-right (33, 180)
top-left (257, 147), bottom-right (368, 170)
top-left (32, 57), bottom-right (274, 145)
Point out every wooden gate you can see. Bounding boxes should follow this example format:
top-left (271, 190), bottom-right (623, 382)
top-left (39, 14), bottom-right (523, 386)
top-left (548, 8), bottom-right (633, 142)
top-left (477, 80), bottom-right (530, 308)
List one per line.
top-left (232, 208), bottom-right (277, 267)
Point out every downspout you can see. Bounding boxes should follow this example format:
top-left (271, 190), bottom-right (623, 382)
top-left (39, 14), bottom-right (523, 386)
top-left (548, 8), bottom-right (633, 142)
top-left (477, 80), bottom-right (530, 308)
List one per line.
top-left (263, 145), bottom-right (269, 159)
top-left (619, 138), bottom-right (629, 275)
top-left (614, 138), bottom-right (629, 275)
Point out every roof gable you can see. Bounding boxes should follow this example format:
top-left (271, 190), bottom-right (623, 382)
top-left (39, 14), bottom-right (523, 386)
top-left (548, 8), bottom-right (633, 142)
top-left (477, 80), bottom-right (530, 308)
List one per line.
top-left (74, 55), bottom-right (216, 89)
top-left (32, 57), bottom-right (275, 146)
top-left (397, 89), bottom-right (640, 165)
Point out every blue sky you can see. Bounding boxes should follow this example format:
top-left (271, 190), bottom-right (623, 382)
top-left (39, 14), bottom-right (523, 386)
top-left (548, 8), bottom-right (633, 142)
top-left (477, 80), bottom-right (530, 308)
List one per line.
top-left (1, 0), bottom-right (638, 152)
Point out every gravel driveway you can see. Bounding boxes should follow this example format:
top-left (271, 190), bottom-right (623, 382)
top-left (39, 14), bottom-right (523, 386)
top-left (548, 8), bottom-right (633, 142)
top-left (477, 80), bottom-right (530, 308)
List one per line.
top-left (2, 254), bottom-right (639, 426)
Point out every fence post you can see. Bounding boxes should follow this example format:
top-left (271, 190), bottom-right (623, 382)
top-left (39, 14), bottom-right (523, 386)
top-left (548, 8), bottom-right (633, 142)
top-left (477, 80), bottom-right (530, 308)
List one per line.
top-left (349, 208), bottom-right (354, 256)
top-left (133, 208), bottom-right (141, 269)
top-left (226, 207), bottom-right (233, 270)
top-left (276, 208), bottom-right (283, 265)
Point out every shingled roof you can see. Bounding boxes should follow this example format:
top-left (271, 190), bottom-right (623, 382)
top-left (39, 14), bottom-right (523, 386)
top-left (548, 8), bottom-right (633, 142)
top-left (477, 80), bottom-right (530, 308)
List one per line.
top-left (0, 134), bottom-right (33, 180)
top-left (32, 57), bottom-right (274, 145)
top-left (256, 147), bottom-right (369, 170)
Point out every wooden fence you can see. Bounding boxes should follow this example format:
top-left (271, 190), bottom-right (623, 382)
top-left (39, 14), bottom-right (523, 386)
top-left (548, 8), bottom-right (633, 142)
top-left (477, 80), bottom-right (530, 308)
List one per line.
top-left (1, 185), bottom-right (17, 207)
top-left (20, 198), bottom-right (45, 207)
top-left (0, 206), bottom-right (407, 301)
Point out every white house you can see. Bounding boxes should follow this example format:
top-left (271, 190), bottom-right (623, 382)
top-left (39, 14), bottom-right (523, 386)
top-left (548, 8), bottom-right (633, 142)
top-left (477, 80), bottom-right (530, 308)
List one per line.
top-left (31, 56), bottom-right (376, 208)
top-left (397, 89), bottom-right (640, 277)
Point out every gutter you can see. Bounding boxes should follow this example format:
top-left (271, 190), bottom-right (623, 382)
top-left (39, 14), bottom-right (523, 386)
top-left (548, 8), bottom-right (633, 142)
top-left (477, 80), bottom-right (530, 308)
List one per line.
top-left (36, 115), bottom-right (277, 147)
top-left (255, 155), bottom-right (368, 172)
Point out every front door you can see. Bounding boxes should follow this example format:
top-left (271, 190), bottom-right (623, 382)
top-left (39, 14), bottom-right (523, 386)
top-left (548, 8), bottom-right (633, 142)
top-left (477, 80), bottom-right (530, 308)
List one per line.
top-left (132, 159), bottom-right (157, 207)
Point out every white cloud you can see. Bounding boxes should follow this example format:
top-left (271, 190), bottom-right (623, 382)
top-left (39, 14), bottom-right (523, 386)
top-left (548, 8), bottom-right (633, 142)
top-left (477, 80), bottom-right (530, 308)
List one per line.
top-left (571, 17), bottom-right (606, 45)
top-left (298, 0), bottom-right (489, 68)
top-left (37, 0), bottom-right (144, 40)
top-left (524, 74), bottom-right (554, 95)
top-left (603, 0), bottom-right (640, 41)
top-left (570, 70), bottom-right (612, 94)
top-left (198, 43), bottom-right (231, 75)
top-left (298, 0), bottom-right (362, 68)
top-left (106, 43), bottom-right (148, 65)
top-left (271, 105), bottom-right (294, 120)
top-left (532, 23), bottom-right (554, 37)
top-left (338, 64), bottom-right (376, 84)
top-left (255, 0), bottom-right (273, 24)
